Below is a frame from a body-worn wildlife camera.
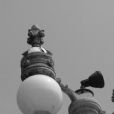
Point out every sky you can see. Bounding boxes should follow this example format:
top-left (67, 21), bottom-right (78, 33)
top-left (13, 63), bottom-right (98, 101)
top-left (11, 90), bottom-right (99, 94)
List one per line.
top-left (0, 0), bottom-right (114, 114)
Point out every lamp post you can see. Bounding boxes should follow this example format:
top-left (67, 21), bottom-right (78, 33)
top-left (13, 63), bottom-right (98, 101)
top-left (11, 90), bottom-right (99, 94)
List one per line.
top-left (17, 25), bottom-right (105, 114)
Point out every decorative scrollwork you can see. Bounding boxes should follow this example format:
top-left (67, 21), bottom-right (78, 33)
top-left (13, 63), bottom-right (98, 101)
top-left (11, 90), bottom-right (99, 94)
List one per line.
top-left (55, 78), bottom-right (77, 102)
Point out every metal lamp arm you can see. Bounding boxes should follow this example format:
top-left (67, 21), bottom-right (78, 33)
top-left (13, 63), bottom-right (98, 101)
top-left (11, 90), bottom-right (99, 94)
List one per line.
top-left (55, 78), bottom-right (77, 102)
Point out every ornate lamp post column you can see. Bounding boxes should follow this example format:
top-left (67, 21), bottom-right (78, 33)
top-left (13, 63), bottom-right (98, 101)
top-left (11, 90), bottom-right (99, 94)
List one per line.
top-left (20, 25), bottom-right (56, 81)
top-left (17, 25), bottom-right (105, 114)
top-left (68, 89), bottom-right (103, 114)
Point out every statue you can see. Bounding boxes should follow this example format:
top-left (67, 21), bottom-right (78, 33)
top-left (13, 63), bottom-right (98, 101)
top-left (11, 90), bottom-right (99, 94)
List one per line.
top-left (27, 25), bottom-right (45, 47)
top-left (22, 25), bottom-right (52, 56)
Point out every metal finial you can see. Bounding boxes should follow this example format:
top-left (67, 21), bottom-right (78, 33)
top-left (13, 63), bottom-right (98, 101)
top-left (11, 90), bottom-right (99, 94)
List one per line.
top-left (27, 25), bottom-right (45, 47)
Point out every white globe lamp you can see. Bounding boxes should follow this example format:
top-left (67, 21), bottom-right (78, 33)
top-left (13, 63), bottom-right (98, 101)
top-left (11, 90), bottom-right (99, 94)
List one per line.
top-left (17, 75), bottom-right (63, 114)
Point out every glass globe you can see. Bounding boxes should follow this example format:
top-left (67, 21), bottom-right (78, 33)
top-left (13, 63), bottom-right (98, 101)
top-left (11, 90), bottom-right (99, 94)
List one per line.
top-left (17, 75), bottom-right (63, 114)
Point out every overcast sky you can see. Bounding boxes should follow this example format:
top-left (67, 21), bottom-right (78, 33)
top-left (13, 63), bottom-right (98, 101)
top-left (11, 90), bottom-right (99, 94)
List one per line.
top-left (0, 0), bottom-right (114, 114)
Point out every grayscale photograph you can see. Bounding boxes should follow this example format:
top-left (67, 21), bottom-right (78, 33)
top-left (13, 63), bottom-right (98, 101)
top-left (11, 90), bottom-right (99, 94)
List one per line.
top-left (0, 1), bottom-right (114, 114)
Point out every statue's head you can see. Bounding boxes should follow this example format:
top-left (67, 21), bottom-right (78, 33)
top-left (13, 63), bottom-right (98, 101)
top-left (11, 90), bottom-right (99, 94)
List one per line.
top-left (27, 25), bottom-right (45, 47)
